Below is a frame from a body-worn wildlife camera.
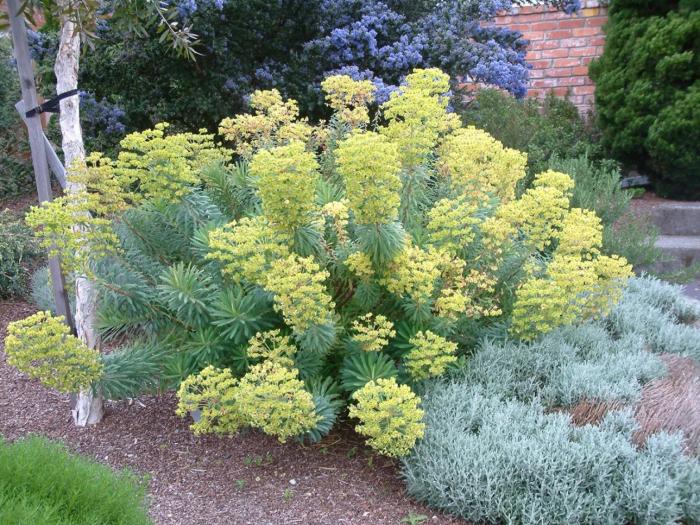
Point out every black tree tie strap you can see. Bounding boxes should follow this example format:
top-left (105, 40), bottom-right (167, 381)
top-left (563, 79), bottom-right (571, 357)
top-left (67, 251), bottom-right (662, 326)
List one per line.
top-left (25, 89), bottom-right (80, 118)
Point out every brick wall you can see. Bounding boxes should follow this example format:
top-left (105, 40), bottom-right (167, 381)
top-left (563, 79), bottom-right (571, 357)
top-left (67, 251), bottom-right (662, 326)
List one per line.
top-left (493, 0), bottom-right (608, 113)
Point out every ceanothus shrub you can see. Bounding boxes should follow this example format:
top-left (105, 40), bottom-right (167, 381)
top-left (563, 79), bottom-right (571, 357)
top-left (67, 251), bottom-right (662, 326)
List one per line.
top-left (13, 68), bottom-right (630, 457)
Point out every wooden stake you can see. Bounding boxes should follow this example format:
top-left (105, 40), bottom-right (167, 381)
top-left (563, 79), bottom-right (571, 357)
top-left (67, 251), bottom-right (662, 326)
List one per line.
top-left (7, 0), bottom-right (74, 330)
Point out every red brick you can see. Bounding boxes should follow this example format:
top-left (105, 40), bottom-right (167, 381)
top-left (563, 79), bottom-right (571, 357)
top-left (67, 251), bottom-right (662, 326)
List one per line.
top-left (509, 23), bottom-right (531, 31)
top-left (558, 37), bottom-right (589, 48)
top-left (558, 18), bottom-right (587, 29)
top-left (532, 78), bottom-right (558, 88)
top-left (586, 16), bottom-right (608, 27)
top-left (530, 39), bottom-right (560, 50)
top-left (541, 48), bottom-right (569, 59)
top-left (556, 76), bottom-right (587, 86)
top-left (571, 66), bottom-right (590, 75)
top-left (530, 21), bottom-right (559, 31)
top-left (551, 86), bottom-right (571, 97)
top-left (531, 59), bottom-right (552, 69)
top-left (546, 29), bottom-right (574, 39)
top-left (527, 89), bottom-right (543, 98)
top-left (526, 50), bottom-right (542, 60)
top-left (589, 36), bottom-right (606, 46)
top-left (553, 57), bottom-right (582, 67)
top-left (581, 56), bottom-right (595, 65)
top-left (573, 85), bottom-right (596, 95)
top-left (515, 13), bottom-right (545, 23)
top-left (549, 67), bottom-right (573, 77)
top-left (573, 26), bottom-right (601, 37)
top-left (529, 69), bottom-right (545, 79)
top-left (569, 46), bottom-right (598, 57)
top-left (523, 31), bottom-right (546, 41)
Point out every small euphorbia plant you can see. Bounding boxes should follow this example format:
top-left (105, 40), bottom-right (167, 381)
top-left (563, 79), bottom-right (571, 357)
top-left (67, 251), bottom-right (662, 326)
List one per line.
top-left (9, 68), bottom-right (632, 457)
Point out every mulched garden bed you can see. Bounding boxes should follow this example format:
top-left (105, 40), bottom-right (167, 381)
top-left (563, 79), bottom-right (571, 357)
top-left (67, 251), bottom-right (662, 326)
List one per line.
top-left (0, 297), bottom-right (463, 525)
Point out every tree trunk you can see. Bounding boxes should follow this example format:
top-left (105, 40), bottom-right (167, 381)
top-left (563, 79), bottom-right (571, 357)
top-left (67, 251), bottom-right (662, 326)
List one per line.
top-left (55, 6), bottom-right (104, 426)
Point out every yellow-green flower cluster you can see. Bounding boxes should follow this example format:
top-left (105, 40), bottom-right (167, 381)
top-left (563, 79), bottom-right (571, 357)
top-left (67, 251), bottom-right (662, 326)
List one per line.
top-left (349, 377), bottom-right (425, 457)
top-left (246, 330), bottom-right (296, 366)
top-left (265, 255), bottom-right (335, 333)
top-left (335, 131), bottom-right (402, 224)
top-left (405, 331), bottom-right (458, 380)
top-left (116, 123), bottom-right (225, 203)
top-left (219, 89), bottom-right (313, 157)
top-left (175, 366), bottom-right (244, 435)
top-left (4, 311), bottom-right (103, 393)
top-left (69, 154), bottom-right (131, 215)
top-left (207, 217), bottom-right (290, 284)
top-left (438, 127), bottom-right (527, 202)
top-left (427, 196), bottom-right (481, 253)
top-left (511, 254), bottom-right (631, 340)
top-left (321, 200), bottom-right (350, 243)
top-left (499, 170), bottom-right (573, 251)
top-left (351, 313), bottom-right (396, 352)
top-left (380, 68), bottom-right (459, 168)
top-left (380, 244), bottom-right (442, 303)
top-left (250, 141), bottom-right (320, 232)
top-left (556, 207), bottom-right (603, 257)
top-left (235, 360), bottom-right (319, 442)
top-left (346, 251), bottom-right (375, 280)
top-left (433, 253), bottom-right (502, 320)
top-left (25, 193), bottom-right (119, 275)
top-left (321, 75), bottom-right (376, 127)
top-left (511, 202), bottom-right (633, 339)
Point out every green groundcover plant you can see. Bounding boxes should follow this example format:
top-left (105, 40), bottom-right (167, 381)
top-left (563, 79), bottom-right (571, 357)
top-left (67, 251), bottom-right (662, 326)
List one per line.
top-left (402, 276), bottom-right (700, 524)
top-left (6, 68), bottom-right (633, 457)
top-left (590, 0), bottom-right (700, 199)
top-left (0, 436), bottom-right (151, 525)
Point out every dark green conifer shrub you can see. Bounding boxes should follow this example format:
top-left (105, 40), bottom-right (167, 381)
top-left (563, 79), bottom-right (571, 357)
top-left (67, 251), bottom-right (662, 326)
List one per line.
top-left (589, 0), bottom-right (700, 198)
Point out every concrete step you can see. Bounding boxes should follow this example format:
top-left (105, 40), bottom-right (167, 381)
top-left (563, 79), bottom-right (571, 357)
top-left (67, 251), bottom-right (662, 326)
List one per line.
top-left (650, 203), bottom-right (700, 236)
top-left (653, 235), bottom-right (700, 274)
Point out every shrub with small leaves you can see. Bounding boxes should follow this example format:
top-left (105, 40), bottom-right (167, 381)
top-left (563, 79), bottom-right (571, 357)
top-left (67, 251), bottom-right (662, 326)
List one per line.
top-left (349, 377), bottom-right (425, 457)
top-left (4, 311), bottom-right (103, 393)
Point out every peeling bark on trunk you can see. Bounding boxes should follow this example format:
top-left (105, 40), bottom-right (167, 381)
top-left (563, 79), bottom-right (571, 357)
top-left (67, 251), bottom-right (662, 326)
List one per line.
top-left (55, 7), bottom-right (103, 426)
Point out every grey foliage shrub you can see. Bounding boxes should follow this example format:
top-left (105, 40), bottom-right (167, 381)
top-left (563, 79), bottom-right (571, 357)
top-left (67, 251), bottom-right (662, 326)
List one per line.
top-left (403, 386), bottom-right (700, 525)
top-left (466, 327), bottom-right (663, 408)
top-left (403, 275), bottom-right (700, 524)
top-left (608, 276), bottom-right (700, 361)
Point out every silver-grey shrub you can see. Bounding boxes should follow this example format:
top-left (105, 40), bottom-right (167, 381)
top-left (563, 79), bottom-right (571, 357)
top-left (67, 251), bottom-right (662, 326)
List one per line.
top-left (402, 276), bottom-right (700, 524)
top-left (403, 385), bottom-right (700, 525)
top-left (608, 276), bottom-right (700, 361)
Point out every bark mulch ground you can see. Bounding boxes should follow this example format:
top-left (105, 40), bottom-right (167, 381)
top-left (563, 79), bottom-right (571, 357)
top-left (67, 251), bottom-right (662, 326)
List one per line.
top-left (0, 298), bottom-right (463, 525)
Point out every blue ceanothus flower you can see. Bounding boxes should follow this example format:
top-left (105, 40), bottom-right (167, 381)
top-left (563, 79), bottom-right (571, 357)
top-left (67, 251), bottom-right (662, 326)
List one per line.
top-left (308, 0), bottom-right (580, 100)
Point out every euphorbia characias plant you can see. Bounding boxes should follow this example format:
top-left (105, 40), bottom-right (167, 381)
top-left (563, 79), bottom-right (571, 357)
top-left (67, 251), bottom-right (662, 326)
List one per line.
top-left (7, 68), bottom-right (632, 457)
